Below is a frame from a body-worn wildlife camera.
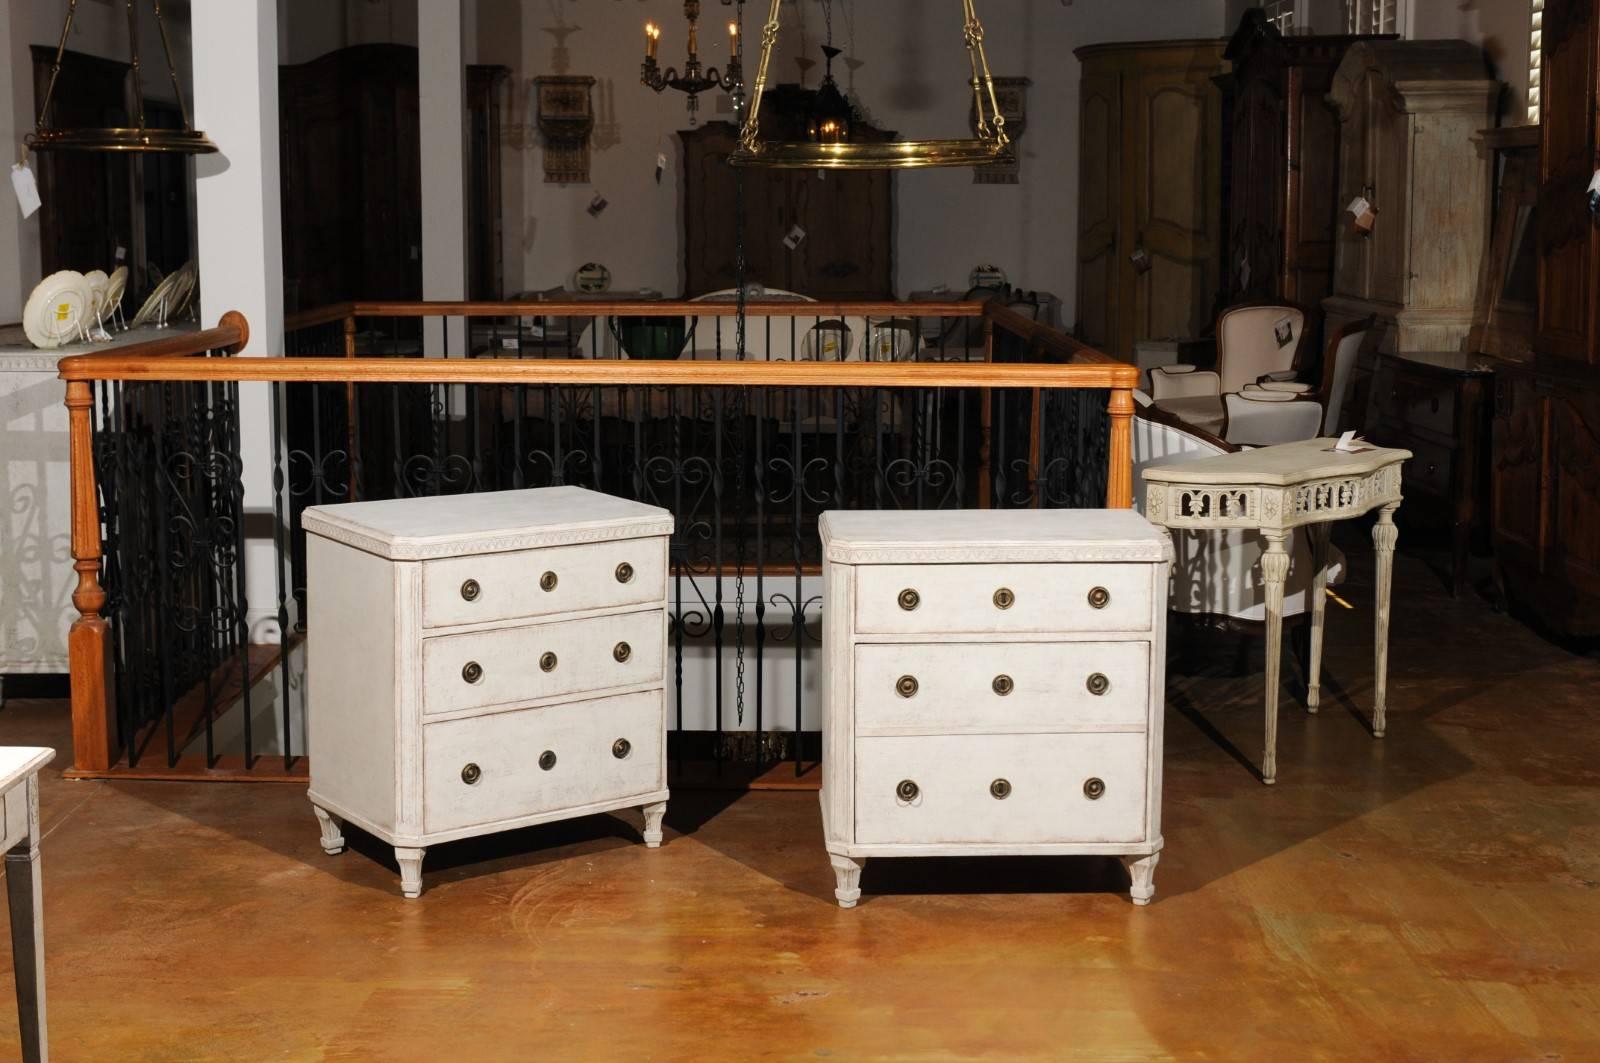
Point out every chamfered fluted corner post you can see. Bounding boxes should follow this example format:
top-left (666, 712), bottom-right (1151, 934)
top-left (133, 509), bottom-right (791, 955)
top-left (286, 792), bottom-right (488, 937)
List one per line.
top-left (65, 379), bottom-right (118, 773)
top-left (1106, 386), bottom-right (1135, 509)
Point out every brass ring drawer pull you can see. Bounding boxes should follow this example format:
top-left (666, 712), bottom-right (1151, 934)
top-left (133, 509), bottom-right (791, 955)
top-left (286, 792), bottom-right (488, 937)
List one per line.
top-left (896, 779), bottom-right (920, 802)
top-left (1083, 777), bottom-right (1105, 800)
top-left (993, 587), bottom-right (1015, 610)
top-left (460, 579), bottom-right (481, 602)
top-left (539, 570), bottom-right (558, 592)
top-left (461, 661), bottom-right (483, 684)
top-left (461, 762), bottom-right (481, 785)
top-left (614, 641), bottom-right (632, 663)
top-left (540, 651), bottom-right (558, 673)
top-left (612, 738), bottom-right (632, 759)
top-left (992, 674), bottom-right (1014, 696)
top-left (1087, 586), bottom-right (1111, 609)
top-left (615, 561), bottom-right (635, 584)
top-left (990, 778), bottom-right (1012, 800)
top-left (896, 675), bottom-right (919, 698)
top-left (898, 588), bottom-right (920, 611)
top-left (1086, 672), bottom-right (1110, 696)
top-left (539, 750), bottom-right (557, 771)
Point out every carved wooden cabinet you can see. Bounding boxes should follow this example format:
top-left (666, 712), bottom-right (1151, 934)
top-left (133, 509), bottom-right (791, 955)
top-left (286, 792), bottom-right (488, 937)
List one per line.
top-left (1075, 40), bottom-right (1227, 360)
top-left (1322, 41), bottom-right (1499, 353)
top-left (1221, 12), bottom-right (1383, 308)
top-left (1490, 0), bottom-right (1600, 637)
top-left (303, 487), bottom-right (673, 897)
top-left (680, 98), bottom-right (895, 299)
top-left (1364, 350), bottom-right (1494, 596)
top-left (819, 509), bottom-right (1171, 908)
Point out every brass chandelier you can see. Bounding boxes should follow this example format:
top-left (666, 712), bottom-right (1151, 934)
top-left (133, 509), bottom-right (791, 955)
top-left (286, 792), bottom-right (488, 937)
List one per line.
top-left (27, 0), bottom-right (217, 155)
top-left (730, 0), bottom-right (1013, 170)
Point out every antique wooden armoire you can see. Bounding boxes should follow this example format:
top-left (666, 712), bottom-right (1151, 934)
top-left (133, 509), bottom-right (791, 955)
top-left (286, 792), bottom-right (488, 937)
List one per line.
top-left (1074, 40), bottom-right (1228, 359)
top-left (1219, 11), bottom-right (1386, 309)
top-left (1492, 0), bottom-right (1600, 637)
top-left (679, 86), bottom-right (895, 299)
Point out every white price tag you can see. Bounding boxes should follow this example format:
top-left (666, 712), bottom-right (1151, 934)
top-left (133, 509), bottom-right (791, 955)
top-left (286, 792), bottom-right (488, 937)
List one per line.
top-left (655, 152), bottom-right (667, 184)
top-left (783, 224), bottom-right (806, 250)
top-left (115, 245), bottom-right (127, 262)
top-left (11, 163), bottom-right (41, 219)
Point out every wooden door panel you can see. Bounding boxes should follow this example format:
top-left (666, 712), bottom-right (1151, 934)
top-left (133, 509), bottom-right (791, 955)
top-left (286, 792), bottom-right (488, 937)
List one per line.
top-left (1491, 372), bottom-right (1545, 561)
top-left (1551, 390), bottom-right (1600, 584)
top-left (1536, 0), bottom-right (1599, 362)
top-left (1134, 76), bottom-right (1219, 349)
top-left (1287, 75), bottom-right (1340, 306)
top-left (1077, 72), bottom-right (1121, 347)
top-left (1368, 73), bottom-right (1409, 305)
top-left (1331, 74), bottom-right (1370, 300)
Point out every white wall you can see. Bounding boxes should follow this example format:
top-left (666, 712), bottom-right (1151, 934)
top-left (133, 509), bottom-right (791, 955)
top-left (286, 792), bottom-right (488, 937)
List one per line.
top-left (477, 0), bottom-right (1231, 327)
top-left (3, 1), bottom-right (195, 321)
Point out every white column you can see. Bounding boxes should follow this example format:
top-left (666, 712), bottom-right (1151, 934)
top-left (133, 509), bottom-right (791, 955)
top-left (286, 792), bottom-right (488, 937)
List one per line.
top-left (192, 0), bottom-right (284, 640)
top-left (419, 0), bottom-right (469, 358)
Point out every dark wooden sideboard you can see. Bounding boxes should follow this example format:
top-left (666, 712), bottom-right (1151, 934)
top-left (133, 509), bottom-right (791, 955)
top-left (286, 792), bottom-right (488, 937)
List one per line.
top-left (1365, 350), bottom-right (1494, 597)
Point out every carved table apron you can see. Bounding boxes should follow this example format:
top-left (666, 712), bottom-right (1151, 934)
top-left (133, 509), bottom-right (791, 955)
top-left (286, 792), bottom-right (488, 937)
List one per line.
top-left (1141, 438), bottom-right (1411, 784)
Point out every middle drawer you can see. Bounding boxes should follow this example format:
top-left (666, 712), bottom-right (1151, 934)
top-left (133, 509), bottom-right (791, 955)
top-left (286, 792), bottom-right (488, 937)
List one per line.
top-left (422, 609), bottom-right (664, 715)
top-left (854, 641), bottom-right (1150, 733)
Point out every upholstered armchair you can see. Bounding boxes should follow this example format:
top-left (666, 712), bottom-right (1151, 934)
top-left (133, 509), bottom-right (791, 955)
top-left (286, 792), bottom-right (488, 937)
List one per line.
top-left (1224, 314), bottom-right (1373, 444)
top-left (1149, 302), bottom-right (1309, 434)
top-left (1133, 392), bottom-right (1344, 623)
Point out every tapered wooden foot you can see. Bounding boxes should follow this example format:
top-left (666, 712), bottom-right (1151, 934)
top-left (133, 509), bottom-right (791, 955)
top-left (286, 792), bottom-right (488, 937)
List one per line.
top-left (1122, 852), bottom-right (1160, 906)
top-left (395, 847), bottom-right (426, 899)
top-left (830, 854), bottom-right (864, 909)
top-left (641, 801), bottom-right (667, 849)
top-left (312, 803), bottom-right (345, 855)
top-left (1372, 505), bottom-right (1398, 739)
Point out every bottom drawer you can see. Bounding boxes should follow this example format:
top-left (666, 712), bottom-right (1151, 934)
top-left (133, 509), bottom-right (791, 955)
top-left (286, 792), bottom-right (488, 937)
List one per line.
top-left (424, 689), bottom-right (664, 834)
top-left (854, 733), bottom-right (1148, 845)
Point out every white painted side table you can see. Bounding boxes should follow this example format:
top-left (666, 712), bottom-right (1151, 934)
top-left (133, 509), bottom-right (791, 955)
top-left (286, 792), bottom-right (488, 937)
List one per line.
top-left (819, 509), bottom-right (1173, 907)
top-left (2, 745), bottom-right (54, 1063)
top-left (303, 487), bottom-right (673, 898)
top-left (1141, 438), bottom-right (1411, 784)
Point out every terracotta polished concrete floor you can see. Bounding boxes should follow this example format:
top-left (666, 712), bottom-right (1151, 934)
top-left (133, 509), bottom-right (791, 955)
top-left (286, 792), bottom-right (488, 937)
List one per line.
top-left (2, 544), bottom-right (1598, 1061)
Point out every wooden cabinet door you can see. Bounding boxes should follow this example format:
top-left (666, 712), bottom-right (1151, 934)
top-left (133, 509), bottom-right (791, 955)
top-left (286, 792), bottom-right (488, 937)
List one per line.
top-left (1285, 66), bottom-right (1341, 307)
top-left (1228, 72), bottom-right (1286, 302)
top-left (1368, 75), bottom-right (1411, 306)
top-left (1128, 64), bottom-right (1222, 353)
top-left (789, 170), bottom-right (894, 299)
top-left (1536, 0), bottom-right (1600, 364)
top-left (1550, 388), bottom-right (1600, 599)
top-left (1491, 371), bottom-right (1546, 572)
top-left (1075, 64), bottom-right (1122, 349)
top-left (1331, 70), bottom-right (1371, 301)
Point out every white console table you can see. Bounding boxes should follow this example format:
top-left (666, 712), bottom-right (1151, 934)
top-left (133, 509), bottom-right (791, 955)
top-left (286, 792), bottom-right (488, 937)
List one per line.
top-left (1141, 438), bottom-right (1411, 784)
top-left (3, 745), bottom-right (54, 1062)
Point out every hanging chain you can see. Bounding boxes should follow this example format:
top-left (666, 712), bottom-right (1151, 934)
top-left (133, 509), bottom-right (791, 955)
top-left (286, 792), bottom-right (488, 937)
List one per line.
top-left (739, 0), bottom-right (784, 152)
top-left (821, 0), bottom-right (834, 48)
top-left (962, 0), bottom-right (1008, 145)
top-left (35, 0), bottom-right (82, 135)
top-left (34, 0), bottom-right (198, 139)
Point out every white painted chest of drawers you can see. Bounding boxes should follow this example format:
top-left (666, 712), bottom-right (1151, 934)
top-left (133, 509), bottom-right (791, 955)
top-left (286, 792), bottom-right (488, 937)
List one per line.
top-left (819, 509), bottom-right (1173, 907)
top-left (302, 487), bottom-right (673, 898)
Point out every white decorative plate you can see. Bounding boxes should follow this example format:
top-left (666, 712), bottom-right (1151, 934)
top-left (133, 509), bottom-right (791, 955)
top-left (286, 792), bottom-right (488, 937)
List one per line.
top-left (22, 270), bottom-right (92, 349)
top-left (131, 267), bottom-right (181, 327)
top-left (105, 265), bottom-right (128, 314)
top-left (84, 269), bottom-right (109, 315)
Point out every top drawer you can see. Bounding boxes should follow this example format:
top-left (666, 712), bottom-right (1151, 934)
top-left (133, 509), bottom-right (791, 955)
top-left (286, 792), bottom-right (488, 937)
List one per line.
top-left (422, 537), bottom-right (666, 628)
top-left (854, 562), bottom-right (1153, 635)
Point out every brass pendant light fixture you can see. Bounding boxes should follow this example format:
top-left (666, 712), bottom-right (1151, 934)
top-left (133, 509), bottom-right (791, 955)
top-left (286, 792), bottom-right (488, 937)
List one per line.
top-left (730, 0), bottom-right (1013, 170)
top-left (26, 0), bottom-right (217, 155)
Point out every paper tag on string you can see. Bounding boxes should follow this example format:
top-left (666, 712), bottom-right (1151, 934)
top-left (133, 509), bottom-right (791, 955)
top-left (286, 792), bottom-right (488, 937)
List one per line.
top-left (10, 163), bottom-right (40, 219)
top-left (1274, 316), bottom-right (1294, 348)
top-left (783, 224), bottom-right (806, 250)
top-left (655, 152), bottom-right (667, 184)
top-left (1328, 430), bottom-right (1374, 453)
top-left (115, 245), bottom-right (126, 262)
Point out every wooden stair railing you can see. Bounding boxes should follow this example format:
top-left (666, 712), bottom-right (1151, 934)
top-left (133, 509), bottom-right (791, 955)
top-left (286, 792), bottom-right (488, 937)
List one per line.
top-left (58, 307), bottom-right (1138, 777)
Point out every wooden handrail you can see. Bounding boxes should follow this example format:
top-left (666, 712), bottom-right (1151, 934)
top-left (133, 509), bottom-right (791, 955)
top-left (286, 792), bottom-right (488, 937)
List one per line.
top-left (285, 299), bottom-right (987, 328)
top-left (61, 353), bottom-right (1137, 389)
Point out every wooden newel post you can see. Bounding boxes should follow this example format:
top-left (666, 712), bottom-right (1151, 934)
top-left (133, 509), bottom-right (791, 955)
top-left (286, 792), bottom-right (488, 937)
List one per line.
top-left (64, 380), bottom-right (119, 772)
top-left (1106, 386), bottom-right (1135, 509)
